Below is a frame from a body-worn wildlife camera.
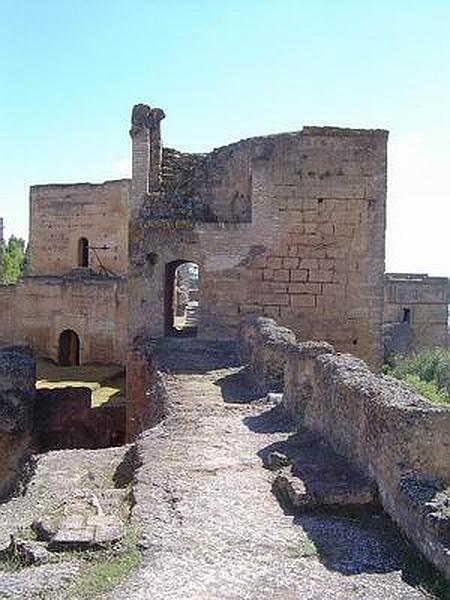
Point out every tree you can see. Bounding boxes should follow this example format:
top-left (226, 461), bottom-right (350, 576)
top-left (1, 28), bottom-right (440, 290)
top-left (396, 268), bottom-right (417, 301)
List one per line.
top-left (0, 235), bottom-right (26, 284)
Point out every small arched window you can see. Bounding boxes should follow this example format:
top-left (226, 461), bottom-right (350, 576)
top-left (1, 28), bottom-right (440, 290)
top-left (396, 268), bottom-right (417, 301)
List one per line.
top-left (78, 237), bottom-right (89, 268)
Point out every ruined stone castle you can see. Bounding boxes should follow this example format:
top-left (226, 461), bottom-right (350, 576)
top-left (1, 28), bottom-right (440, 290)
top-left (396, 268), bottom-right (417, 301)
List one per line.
top-left (0, 105), bottom-right (449, 585)
top-left (0, 103), bottom-right (447, 372)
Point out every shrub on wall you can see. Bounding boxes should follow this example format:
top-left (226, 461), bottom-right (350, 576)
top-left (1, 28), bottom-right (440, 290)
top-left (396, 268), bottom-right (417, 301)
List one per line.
top-left (385, 347), bottom-right (450, 405)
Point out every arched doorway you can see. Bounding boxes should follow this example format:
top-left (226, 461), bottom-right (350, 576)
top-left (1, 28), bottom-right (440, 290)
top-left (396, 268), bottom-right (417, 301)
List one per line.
top-left (165, 260), bottom-right (199, 336)
top-left (58, 330), bottom-right (80, 366)
top-left (78, 237), bottom-right (89, 267)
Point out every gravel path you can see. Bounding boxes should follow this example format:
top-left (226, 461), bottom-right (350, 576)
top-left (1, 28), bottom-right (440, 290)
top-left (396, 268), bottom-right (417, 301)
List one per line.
top-left (106, 341), bottom-right (434, 600)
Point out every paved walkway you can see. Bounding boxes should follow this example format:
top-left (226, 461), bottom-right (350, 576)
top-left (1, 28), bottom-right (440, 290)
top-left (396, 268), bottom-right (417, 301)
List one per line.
top-left (107, 341), bottom-right (432, 600)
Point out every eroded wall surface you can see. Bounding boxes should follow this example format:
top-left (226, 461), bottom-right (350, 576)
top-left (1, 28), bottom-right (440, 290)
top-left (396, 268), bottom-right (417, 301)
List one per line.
top-left (0, 347), bottom-right (35, 499)
top-left (240, 315), bottom-right (450, 579)
top-left (129, 104), bottom-right (387, 367)
top-left (384, 273), bottom-right (449, 354)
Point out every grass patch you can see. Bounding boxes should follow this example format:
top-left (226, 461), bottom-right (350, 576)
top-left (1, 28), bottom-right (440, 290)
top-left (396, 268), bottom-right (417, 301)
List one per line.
top-left (384, 347), bottom-right (450, 405)
top-left (0, 544), bottom-right (29, 573)
top-left (68, 526), bottom-right (141, 599)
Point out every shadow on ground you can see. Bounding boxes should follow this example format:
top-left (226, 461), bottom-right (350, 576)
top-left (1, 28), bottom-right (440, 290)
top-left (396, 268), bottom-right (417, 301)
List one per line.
top-left (155, 339), bottom-right (240, 374)
top-left (214, 367), bottom-right (264, 404)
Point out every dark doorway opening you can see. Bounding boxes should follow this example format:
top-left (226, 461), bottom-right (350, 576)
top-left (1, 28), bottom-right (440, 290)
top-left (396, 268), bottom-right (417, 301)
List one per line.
top-left (78, 237), bottom-right (89, 268)
top-left (165, 260), bottom-right (199, 337)
top-left (58, 329), bottom-right (80, 366)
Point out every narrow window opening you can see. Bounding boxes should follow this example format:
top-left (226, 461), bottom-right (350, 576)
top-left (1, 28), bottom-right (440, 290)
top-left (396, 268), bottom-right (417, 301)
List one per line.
top-left (402, 308), bottom-right (411, 324)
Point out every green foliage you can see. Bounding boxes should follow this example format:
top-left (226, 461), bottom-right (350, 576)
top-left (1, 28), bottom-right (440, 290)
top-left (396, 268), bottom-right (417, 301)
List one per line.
top-left (385, 347), bottom-right (450, 405)
top-left (69, 526), bottom-right (142, 599)
top-left (0, 235), bottom-right (27, 284)
top-left (401, 374), bottom-right (449, 405)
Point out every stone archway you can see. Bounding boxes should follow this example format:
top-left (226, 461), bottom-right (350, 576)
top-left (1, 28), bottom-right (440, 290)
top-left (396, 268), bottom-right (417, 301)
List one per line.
top-left (164, 260), bottom-right (199, 337)
top-left (58, 329), bottom-right (80, 366)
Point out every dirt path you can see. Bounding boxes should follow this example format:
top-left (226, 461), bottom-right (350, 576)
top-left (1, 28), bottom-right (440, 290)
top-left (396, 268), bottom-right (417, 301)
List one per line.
top-left (106, 341), bottom-right (433, 600)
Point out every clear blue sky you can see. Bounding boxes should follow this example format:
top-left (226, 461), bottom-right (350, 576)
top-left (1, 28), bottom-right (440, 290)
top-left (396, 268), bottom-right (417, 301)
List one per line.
top-left (0, 0), bottom-right (449, 275)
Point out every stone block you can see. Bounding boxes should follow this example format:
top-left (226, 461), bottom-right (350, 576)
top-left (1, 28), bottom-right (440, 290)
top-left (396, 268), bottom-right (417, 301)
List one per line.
top-left (290, 269), bottom-right (308, 282)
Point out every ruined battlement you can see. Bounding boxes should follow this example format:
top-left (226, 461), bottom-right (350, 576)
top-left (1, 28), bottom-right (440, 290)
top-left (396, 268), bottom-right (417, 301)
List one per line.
top-left (30, 179), bottom-right (130, 193)
top-left (239, 315), bottom-right (450, 579)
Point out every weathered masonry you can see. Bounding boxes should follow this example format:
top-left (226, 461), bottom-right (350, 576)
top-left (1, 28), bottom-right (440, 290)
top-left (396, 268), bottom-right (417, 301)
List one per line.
top-left (0, 181), bottom-right (129, 365)
top-left (384, 273), bottom-right (449, 357)
top-left (240, 315), bottom-right (450, 580)
top-left (128, 103), bottom-right (388, 369)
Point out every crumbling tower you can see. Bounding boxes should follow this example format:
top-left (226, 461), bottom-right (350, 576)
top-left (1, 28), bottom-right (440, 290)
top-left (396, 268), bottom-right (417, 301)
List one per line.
top-left (129, 103), bottom-right (166, 203)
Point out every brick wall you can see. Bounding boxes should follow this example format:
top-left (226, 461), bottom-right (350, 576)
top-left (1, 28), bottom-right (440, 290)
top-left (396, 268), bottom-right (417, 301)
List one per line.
top-left (28, 180), bottom-right (129, 277)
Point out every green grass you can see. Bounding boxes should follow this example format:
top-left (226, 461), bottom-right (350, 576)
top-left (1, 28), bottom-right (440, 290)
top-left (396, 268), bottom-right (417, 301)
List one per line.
top-left (0, 544), bottom-right (29, 572)
top-left (384, 347), bottom-right (450, 405)
top-left (69, 527), bottom-right (142, 599)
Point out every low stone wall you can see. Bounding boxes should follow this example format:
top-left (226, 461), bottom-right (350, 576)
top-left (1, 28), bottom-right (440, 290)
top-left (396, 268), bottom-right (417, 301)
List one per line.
top-left (35, 387), bottom-right (125, 450)
top-left (238, 315), bottom-right (296, 392)
top-left (0, 347), bottom-right (36, 499)
top-left (239, 316), bottom-right (450, 579)
top-left (126, 337), bottom-right (168, 442)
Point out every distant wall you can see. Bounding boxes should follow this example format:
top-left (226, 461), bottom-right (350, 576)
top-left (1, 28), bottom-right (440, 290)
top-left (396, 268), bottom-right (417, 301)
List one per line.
top-left (384, 274), bottom-right (449, 355)
top-left (240, 316), bottom-right (450, 579)
top-left (28, 180), bottom-right (130, 276)
top-left (0, 347), bottom-right (35, 499)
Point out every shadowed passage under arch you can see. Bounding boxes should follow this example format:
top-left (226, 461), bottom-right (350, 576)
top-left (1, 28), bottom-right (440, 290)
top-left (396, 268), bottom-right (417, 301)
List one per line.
top-left (164, 260), bottom-right (199, 337)
top-left (58, 329), bottom-right (80, 366)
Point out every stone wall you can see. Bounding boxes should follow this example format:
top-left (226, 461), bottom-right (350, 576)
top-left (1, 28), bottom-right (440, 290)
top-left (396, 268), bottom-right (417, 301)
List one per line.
top-left (126, 337), bottom-right (168, 441)
top-left (238, 315), bottom-right (297, 392)
top-left (35, 387), bottom-right (125, 450)
top-left (0, 285), bottom-right (16, 346)
top-left (384, 273), bottom-right (449, 356)
top-left (129, 104), bottom-right (387, 368)
top-left (0, 347), bottom-right (35, 499)
top-left (28, 180), bottom-right (129, 277)
top-left (0, 275), bottom-right (127, 365)
top-left (239, 316), bottom-right (450, 579)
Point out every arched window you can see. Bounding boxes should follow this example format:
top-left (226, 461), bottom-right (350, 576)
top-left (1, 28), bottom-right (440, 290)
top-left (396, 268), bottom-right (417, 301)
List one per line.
top-left (58, 329), bottom-right (80, 366)
top-left (78, 237), bottom-right (89, 268)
